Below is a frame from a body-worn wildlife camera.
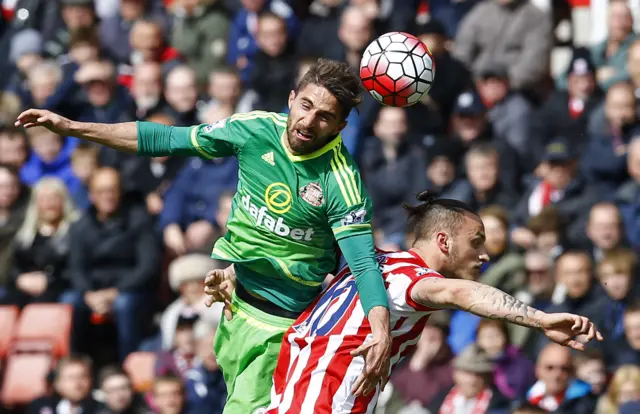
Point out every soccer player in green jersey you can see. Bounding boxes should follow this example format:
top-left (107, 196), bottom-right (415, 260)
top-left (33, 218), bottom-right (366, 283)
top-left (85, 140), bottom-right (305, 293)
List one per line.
top-left (16, 59), bottom-right (392, 414)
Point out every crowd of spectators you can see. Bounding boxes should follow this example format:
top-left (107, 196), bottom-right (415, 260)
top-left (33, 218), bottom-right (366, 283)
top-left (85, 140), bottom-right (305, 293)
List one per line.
top-left (0, 0), bottom-right (640, 413)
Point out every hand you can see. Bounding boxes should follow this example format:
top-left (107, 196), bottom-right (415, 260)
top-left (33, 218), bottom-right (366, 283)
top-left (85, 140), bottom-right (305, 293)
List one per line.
top-left (16, 272), bottom-right (48, 296)
top-left (164, 224), bottom-right (187, 256)
top-left (84, 291), bottom-right (102, 314)
top-left (146, 192), bottom-right (164, 215)
top-left (596, 66), bottom-right (615, 84)
top-left (540, 312), bottom-right (604, 351)
top-left (15, 109), bottom-right (73, 136)
top-left (204, 265), bottom-right (236, 320)
top-left (350, 332), bottom-right (392, 397)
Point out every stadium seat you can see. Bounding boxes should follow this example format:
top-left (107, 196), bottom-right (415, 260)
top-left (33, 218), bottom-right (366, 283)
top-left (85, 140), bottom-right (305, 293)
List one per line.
top-left (124, 352), bottom-right (156, 392)
top-left (1, 353), bottom-right (52, 406)
top-left (13, 304), bottom-right (72, 357)
top-left (0, 306), bottom-right (19, 359)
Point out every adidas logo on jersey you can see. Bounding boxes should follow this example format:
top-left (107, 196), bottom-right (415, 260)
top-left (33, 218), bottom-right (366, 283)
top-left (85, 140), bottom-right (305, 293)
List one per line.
top-left (262, 152), bottom-right (275, 166)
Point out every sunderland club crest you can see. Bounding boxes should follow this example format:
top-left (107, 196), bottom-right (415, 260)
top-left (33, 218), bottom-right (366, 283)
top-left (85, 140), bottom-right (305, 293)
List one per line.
top-left (299, 182), bottom-right (324, 207)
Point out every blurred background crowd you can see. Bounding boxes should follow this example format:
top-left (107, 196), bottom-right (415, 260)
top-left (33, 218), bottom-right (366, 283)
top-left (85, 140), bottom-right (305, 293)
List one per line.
top-left (0, 0), bottom-right (640, 413)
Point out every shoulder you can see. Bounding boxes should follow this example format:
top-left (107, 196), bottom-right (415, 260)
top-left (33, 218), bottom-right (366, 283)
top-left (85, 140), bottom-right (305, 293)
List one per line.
top-left (380, 251), bottom-right (444, 280)
top-left (224, 110), bottom-right (287, 131)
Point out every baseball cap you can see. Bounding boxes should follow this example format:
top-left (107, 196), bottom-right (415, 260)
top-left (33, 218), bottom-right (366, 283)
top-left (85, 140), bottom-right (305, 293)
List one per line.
top-left (566, 48), bottom-right (595, 77)
top-left (542, 138), bottom-right (575, 163)
top-left (9, 29), bottom-right (43, 63)
top-left (453, 91), bottom-right (486, 116)
top-left (414, 19), bottom-right (447, 37)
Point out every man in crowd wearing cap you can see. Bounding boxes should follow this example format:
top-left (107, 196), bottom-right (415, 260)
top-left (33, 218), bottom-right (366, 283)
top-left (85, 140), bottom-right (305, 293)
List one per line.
top-left (616, 137), bottom-right (640, 250)
top-left (5, 29), bottom-right (44, 100)
top-left (534, 49), bottom-right (603, 154)
top-left (511, 138), bottom-right (599, 248)
top-left (524, 343), bottom-right (597, 413)
top-left (582, 82), bottom-right (639, 193)
top-left (429, 344), bottom-right (510, 413)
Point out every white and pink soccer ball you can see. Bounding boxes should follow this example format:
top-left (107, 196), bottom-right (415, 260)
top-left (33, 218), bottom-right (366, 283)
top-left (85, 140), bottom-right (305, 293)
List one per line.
top-left (360, 32), bottom-right (435, 107)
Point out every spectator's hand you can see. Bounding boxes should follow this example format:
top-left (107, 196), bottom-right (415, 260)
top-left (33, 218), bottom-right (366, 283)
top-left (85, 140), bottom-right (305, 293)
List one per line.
top-left (511, 227), bottom-right (536, 248)
top-left (146, 192), bottom-right (164, 215)
top-left (16, 272), bottom-right (48, 296)
top-left (15, 109), bottom-right (73, 136)
top-left (596, 66), bottom-right (615, 85)
top-left (204, 265), bottom-right (235, 320)
top-left (84, 291), bottom-right (104, 314)
top-left (184, 220), bottom-right (215, 250)
top-left (540, 312), bottom-right (604, 351)
top-left (164, 224), bottom-right (187, 256)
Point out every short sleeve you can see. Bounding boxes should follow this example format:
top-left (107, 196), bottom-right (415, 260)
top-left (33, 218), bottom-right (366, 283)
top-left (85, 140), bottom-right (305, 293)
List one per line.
top-left (169, 116), bottom-right (252, 158)
top-left (386, 267), bottom-right (444, 314)
top-left (325, 146), bottom-right (373, 240)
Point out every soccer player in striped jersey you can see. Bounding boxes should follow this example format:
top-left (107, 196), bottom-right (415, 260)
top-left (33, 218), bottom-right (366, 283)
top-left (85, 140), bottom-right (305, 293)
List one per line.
top-left (207, 193), bottom-right (604, 414)
top-left (15, 59), bottom-right (392, 414)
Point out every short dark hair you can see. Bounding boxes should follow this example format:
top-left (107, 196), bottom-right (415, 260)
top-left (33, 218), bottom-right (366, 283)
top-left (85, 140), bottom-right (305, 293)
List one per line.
top-left (573, 348), bottom-right (604, 368)
top-left (55, 354), bottom-right (92, 378)
top-left (403, 191), bottom-right (478, 244)
top-left (69, 27), bottom-right (100, 49)
top-left (478, 205), bottom-right (510, 229)
top-left (98, 365), bottom-right (129, 388)
top-left (527, 207), bottom-right (563, 235)
top-left (625, 300), bottom-right (640, 317)
top-left (296, 58), bottom-right (364, 120)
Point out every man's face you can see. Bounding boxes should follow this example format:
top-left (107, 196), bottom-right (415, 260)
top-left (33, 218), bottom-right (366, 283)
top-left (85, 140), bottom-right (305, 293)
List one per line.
top-left (477, 324), bottom-right (507, 358)
top-left (134, 63), bottom-right (162, 109)
top-left (544, 161), bottom-right (575, 190)
top-left (86, 80), bottom-right (114, 108)
top-left (453, 370), bottom-right (488, 399)
top-left (174, 326), bottom-right (196, 356)
top-left (557, 254), bottom-right (592, 299)
top-left (180, 280), bottom-right (203, 305)
top-left (36, 184), bottom-right (64, 225)
top-left (338, 10), bottom-right (372, 53)
top-left (628, 43), bottom-right (640, 85)
top-left (165, 70), bottom-right (198, 113)
top-left (130, 23), bottom-right (164, 62)
top-left (121, 0), bottom-right (146, 21)
top-left (0, 169), bottom-right (19, 210)
top-left (16, 54), bottom-right (42, 76)
top-left (608, 2), bottom-right (633, 43)
top-left (467, 153), bottom-right (498, 192)
top-left (418, 33), bottom-right (445, 57)
top-left (575, 359), bottom-right (607, 395)
top-left (600, 263), bottom-right (633, 301)
top-left (535, 346), bottom-right (571, 395)
top-left (89, 171), bottom-right (122, 216)
top-left (480, 215), bottom-right (507, 257)
top-left (257, 16), bottom-right (288, 57)
top-left (452, 114), bottom-right (486, 144)
top-left (286, 83), bottom-right (347, 154)
top-left (62, 5), bottom-right (95, 30)
top-left (605, 86), bottom-right (636, 130)
top-left (476, 78), bottom-right (508, 106)
top-left (72, 154), bottom-right (97, 184)
top-left (587, 205), bottom-right (621, 250)
top-left (55, 363), bottom-right (92, 403)
top-left (0, 133), bottom-right (28, 168)
top-left (102, 374), bottom-right (134, 413)
top-left (154, 381), bottom-right (185, 414)
top-left (525, 254), bottom-right (554, 296)
top-left (209, 72), bottom-right (241, 105)
top-left (373, 107), bottom-right (407, 146)
top-left (624, 311), bottom-right (640, 350)
top-left (30, 131), bottom-right (62, 164)
top-left (29, 72), bottom-right (59, 107)
top-left (568, 73), bottom-right (595, 100)
top-left (445, 215), bottom-right (488, 280)
top-left (427, 157), bottom-right (455, 188)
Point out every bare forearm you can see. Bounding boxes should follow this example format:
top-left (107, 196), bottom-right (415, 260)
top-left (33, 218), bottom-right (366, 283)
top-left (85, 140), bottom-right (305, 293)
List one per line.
top-left (413, 279), bottom-right (545, 329)
top-left (69, 120), bottom-right (138, 153)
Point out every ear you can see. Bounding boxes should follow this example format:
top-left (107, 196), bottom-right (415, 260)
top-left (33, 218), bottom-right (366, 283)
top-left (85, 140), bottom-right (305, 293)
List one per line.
top-left (336, 119), bottom-right (348, 134)
top-left (435, 231), bottom-right (450, 255)
top-left (288, 90), bottom-right (295, 110)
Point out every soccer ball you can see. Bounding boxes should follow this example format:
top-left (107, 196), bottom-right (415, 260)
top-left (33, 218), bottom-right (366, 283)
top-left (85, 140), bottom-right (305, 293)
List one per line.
top-left (360, 32), bottom-right (435, 107)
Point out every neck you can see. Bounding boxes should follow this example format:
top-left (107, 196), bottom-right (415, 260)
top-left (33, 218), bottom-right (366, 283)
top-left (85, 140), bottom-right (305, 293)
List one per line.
top-left (411, 242), bottom-right (447, 274)
top-left (0, 208), bottom-right (8, 222)
top-left (381, 143), bottom-right (397, 161)
top-left (96, 210), bottom-right (114, 222)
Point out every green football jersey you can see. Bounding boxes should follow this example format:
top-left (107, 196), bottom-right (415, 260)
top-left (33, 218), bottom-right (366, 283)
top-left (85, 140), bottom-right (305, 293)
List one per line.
top-left (167, 111), bottom-right (373, 312)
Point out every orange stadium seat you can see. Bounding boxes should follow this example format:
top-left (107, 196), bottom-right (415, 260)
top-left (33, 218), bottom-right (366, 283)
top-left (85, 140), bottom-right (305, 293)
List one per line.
top-left (0, 306), bottom-right (19, 359)
top-left (1, 353), bottom-right (52, 406)
top-left (13, 304), bottom-right (72, 357)
top-left (124, 352), bottom-right (156, 393)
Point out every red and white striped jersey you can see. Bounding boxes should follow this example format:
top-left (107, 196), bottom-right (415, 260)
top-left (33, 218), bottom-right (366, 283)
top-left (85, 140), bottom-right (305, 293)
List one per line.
top-left (266, 249), bottom-right (443, 414)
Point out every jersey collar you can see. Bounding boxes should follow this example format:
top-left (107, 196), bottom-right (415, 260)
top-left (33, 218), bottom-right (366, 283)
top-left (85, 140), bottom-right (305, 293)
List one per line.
top-left (280, 129), bottom-right (343, 162)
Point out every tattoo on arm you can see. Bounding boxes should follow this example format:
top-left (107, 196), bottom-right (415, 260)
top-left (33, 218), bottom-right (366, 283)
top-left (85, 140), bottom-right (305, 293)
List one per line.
top-left (466, 282), bottom-right (543, 329)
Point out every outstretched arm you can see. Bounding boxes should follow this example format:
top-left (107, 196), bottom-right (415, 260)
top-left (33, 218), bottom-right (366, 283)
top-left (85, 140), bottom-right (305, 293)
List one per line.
top-left (411, 277), bottom-right (603, 350)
